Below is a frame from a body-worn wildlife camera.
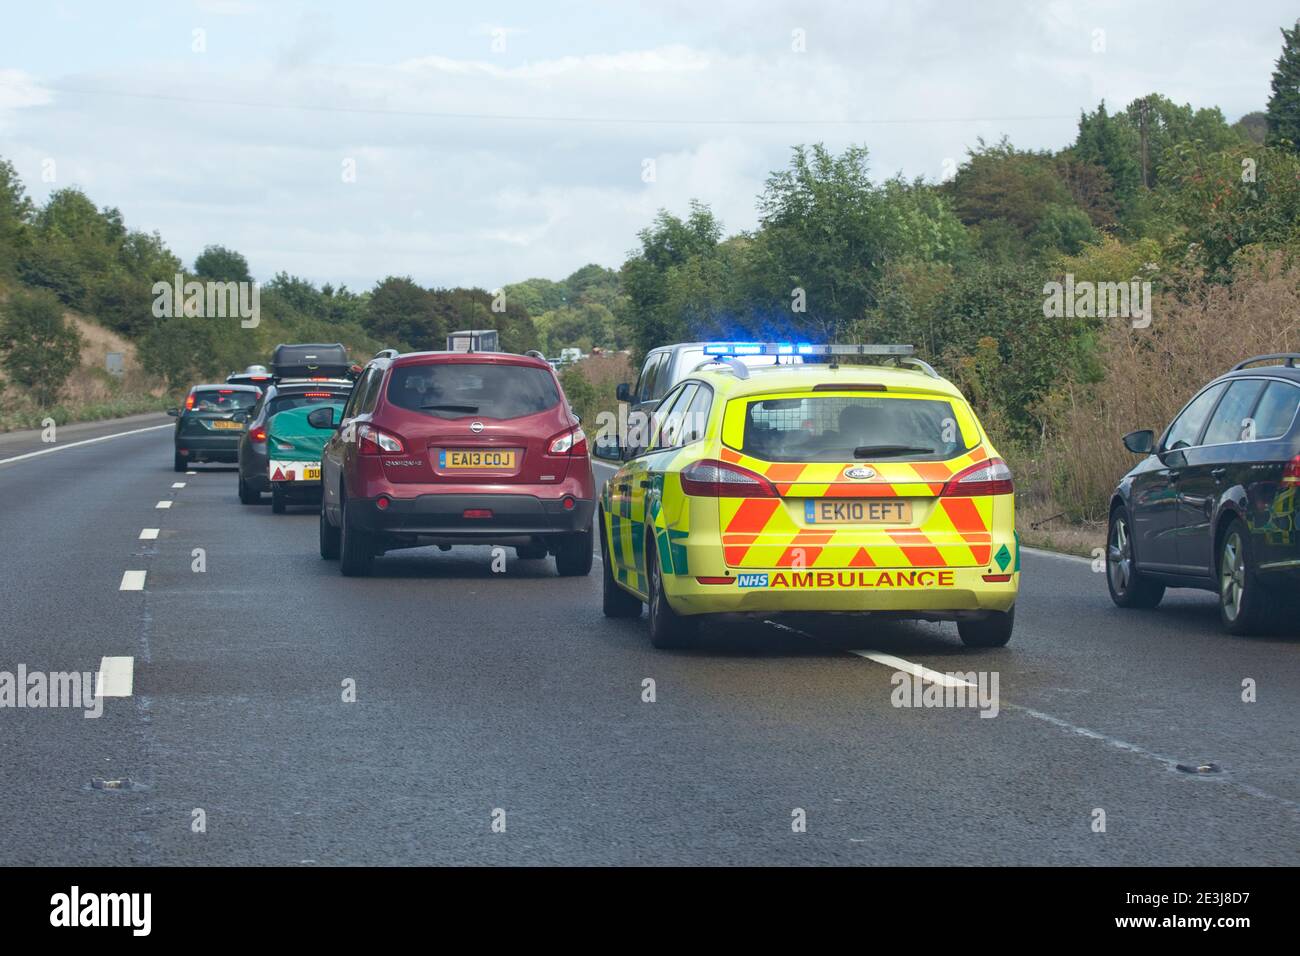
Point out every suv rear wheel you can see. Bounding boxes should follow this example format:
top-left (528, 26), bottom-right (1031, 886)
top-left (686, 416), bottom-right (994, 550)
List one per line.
top-left (319, 495), bottom-right (340, 560)
top-left (238, 476), bottom-right (260, 505)
top-left (173, 450), bottom-right (186, 473)
top-left (554, 525), bottom-right (593, 577)
top-left (1106, 507), bottom-right (1165, 608)
top-left (339, 494), bottom-right (374, 577)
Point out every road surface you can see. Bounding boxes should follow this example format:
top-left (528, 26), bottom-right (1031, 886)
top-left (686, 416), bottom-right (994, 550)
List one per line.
top-left (1, 421), bottom-right (1296, 865)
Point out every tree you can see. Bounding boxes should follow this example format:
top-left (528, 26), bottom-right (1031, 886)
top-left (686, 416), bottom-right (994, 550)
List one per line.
top-left (1234, 111), bottom-right (1269, 145)
top-left (1266, 21), bottom-right (1300, 150)
top-left (0, 157), bottom-right (33, 272)
top-left (0, 289), bottom-right (82, 406)
top-left (193, 245), bottom-right (252, 283)
top-left (363, 277), bottom-right (438, 350)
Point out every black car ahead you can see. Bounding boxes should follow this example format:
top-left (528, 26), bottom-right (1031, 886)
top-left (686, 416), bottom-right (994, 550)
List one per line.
top-left (237, 379), bottom-right (354, 504)
top-left (169, 384), bottom-right (263, 472)
top-left (1107, 353), bottom-right (1300, 634)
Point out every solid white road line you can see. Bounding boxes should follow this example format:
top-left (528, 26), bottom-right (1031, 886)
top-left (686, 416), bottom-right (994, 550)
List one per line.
top-left (96, 656), bottom-right (134, 698)
top-left (1022, 545), bottom-right (1093, 565)
top-left (171, 482), bottom-right (186, 488)
top-left (155, 500), bottom-right (172, 509)
top-left (850, 650), bottom-right (975, 688)
top-left (119, 570), bottom-right (147, 591)
top-left (0, 423), bottom-right (172, 467)
top-left (139, 529), bottom-right (159, 540)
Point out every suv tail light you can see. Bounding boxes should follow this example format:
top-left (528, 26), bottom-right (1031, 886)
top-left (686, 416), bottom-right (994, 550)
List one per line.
top-left (358, 423), bottom-right (405, 455)
top-left (941, 458), bottom-right (1014, 497)
top-left (548, 427), bottom-right (588, 456)
top-left (249, 425), bottom-right (267, 444)
top-left (1283, 454), bottom-right (1300, 484)
top-left (680, 459), bottom-right (777, 498)
top-left (184, 394), bottom-right (196, 411)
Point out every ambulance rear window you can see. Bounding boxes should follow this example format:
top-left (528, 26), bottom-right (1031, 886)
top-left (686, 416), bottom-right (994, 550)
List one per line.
top-left (741, 395), bottom-right (970, 462)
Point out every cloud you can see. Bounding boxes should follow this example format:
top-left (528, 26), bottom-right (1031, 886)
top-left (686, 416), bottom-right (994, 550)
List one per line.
top-left (1, 1), bottom-right (1294, 290)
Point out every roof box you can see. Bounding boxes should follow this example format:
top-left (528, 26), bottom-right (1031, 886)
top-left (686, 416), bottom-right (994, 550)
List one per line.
top-left (271, 343), bottom-right (350, 380)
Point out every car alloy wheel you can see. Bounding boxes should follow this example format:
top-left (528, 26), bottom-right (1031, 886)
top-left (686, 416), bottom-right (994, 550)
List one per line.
top-left (1107, 513), bottom-right (1132, 596)
top-left (1219, 530), bottom-right (1245, 624)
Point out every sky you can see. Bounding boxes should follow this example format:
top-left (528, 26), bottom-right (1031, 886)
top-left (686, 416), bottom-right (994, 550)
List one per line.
top-left (0, 0), bottom-right (1294, 292)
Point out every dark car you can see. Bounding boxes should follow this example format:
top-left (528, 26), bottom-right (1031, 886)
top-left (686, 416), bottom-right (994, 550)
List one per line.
top-left (169, 384), bottom-right (263, 472)
top-left (1107, 353), bottom-right (1300, 634)
top-left (318, 350), bottom-right (595, 577)
top-left (238, 380), bottom-right (354, 504)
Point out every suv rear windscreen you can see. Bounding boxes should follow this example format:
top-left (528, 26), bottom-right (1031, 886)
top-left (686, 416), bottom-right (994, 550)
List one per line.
top-left (387, 363), bottom-right (560, 419)
top-left (190, 389), bottom-right (258, 412)
top-left (741, 395), bottom-right (969, 462)
top-left (267, 390), bottom-right (350, 417)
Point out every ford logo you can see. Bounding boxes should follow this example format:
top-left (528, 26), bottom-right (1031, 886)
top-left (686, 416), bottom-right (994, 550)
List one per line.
top-left (470, 421), bottom-right (484, 434)
top-left (844, 466), bottom-right (876, 480)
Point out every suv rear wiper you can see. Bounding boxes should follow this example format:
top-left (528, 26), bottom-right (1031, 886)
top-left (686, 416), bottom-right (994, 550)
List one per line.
top-left (420, 403), bottom-right (479, 412)
top-left (853, 445), bottom-right (934, 458)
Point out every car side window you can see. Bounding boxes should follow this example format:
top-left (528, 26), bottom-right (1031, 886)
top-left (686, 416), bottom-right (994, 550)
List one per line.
top-left (647, 384), bottom-right (688, 452)
top-left (1164, 382), bottom-right (1227, 451)
top-left (359, 367), bottom-right (384, 414)
top-left (1251, 381), bottom-right (1300, 439)
top-left (341, 369), bottom-right (371, 420)
top-left (1202, 379), bottom-right (1266, 446)
top-left (638, 353), bottom-right (667, 404)
top-left (653, 384), bottom-right (697, 451)
top-left (681, 384), bottom-right (713, 444)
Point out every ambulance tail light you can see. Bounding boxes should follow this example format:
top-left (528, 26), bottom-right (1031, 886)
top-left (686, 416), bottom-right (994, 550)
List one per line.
top-left (941, 458), bottom-right (1014, 497)
top-left (680, 459), bottom-right (777, 498)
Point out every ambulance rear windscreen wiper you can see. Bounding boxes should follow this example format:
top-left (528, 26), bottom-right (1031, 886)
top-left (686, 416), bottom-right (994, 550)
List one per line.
top-left (852, 445), bottom-right (934, 458)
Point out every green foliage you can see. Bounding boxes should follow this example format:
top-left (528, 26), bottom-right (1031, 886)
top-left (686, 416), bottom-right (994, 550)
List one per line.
top-left (193, 245), bottom-right (252, 283)
top-left (0, 288), bottom-right (82, 406)
top-left (558, 364), bottom-right (599, 423)
top-left (1266, 22), bottom-right (1300, 150)
top-left (1156, 142), bottom-right (1300, 278)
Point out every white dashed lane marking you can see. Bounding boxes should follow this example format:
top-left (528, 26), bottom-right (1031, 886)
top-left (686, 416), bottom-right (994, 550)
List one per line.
top-left (139, 529), bottom-right (159, 540)
top-left (96, 657), bottom-right (134, 698)
top-left (119, 571), bottom-right (147, 591)
top-left (171, 482), bottom-right (186, 489)
top-left (155, 500), bottom-right (172, 509)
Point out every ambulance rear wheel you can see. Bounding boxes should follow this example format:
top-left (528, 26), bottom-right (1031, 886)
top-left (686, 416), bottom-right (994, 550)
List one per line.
top-left (647, 538), bottom-right (697, 649)
top-left (957, 607), bottom-right (1014, 648)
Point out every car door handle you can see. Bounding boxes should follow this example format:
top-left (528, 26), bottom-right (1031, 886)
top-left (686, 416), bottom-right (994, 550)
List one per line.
top-left (616, 482), bottom-right (631, 492)
top-left (1211, 468), bottom-right (1227, 480)
top-left (638, 480), bottom-right (653, 489)
top-left (1166, 471), bottom-right (1180, 482)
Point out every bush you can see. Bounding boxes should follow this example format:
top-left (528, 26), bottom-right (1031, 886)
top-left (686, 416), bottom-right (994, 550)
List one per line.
top-left (0, 289), bottom-right (82, 407)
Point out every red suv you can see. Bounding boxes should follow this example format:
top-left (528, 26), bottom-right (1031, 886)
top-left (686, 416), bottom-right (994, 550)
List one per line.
top-left (318, 351), bottom-right (595, 577)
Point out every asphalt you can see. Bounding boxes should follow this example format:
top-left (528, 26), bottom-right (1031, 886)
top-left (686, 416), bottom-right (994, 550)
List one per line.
top-left (0, 422), bottom-right (1296, 865)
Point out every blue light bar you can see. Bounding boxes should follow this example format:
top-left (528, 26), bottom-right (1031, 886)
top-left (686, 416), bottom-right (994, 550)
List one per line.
top-left (701, 342), bottom-right (914, 357)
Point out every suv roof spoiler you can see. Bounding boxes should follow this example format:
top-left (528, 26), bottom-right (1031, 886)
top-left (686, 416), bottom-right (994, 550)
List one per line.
top-left (1232, 353), bottom-right (1300, 371)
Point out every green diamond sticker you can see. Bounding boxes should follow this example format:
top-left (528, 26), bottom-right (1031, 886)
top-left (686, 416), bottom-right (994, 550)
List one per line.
top-left (994, 544), bottom-right (1011, 572)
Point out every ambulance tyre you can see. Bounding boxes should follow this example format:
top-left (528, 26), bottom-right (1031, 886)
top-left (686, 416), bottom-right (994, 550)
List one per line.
top-left (647, 537), bottom-right (697, 649)
top-left (600, 513), bottom-right (641, 619)
top-left (957, 606), bottom-right (1014, 648)
top-left (270, 485), bottom-right (287, 514)
top-left (238, 476), bottom-right (260, 505)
